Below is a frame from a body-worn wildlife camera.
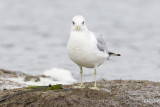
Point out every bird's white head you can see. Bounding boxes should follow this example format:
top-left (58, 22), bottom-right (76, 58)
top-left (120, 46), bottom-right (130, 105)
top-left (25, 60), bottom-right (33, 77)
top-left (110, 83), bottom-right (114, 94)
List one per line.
top-left (71, 15), bottom-right (88, 31)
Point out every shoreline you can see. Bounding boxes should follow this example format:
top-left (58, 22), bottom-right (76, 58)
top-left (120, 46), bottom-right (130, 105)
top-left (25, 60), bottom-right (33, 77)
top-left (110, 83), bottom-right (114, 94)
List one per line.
top-left (1, 69), bottom-right (160, 106)
top-left (0, 69), bottom-right (160, 107)
top-left (0, 69), bottom-right (73, 90)
top-left (0, 80), bottom-right (160, 106)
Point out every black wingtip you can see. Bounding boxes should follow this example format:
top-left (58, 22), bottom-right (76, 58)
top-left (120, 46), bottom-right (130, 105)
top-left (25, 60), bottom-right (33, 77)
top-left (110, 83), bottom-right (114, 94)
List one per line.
top-left (109, 51), bottom-right (121, 56)
top-left (117, 54), bottom-right (121, 56)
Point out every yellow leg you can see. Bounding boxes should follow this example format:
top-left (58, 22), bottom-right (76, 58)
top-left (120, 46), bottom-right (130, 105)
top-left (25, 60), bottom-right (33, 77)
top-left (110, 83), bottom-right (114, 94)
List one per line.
top-left (94, 69), bottom-right (97, 87)
top-left (89, 69), bottom-right (100, 90)
top-left (80, 67), bottom-right (83, 87)
top-left (73, 67), bottom-right (85, 88)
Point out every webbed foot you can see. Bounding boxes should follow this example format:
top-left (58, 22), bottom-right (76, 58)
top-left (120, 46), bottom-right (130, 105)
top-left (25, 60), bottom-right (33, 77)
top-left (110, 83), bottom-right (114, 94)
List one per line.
top-left (89, 86), bottom-right (100, 90)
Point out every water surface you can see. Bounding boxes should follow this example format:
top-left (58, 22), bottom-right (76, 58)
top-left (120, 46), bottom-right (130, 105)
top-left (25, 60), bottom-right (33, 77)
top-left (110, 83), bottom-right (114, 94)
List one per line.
top-left (0, 0), bottom-right (160, 81)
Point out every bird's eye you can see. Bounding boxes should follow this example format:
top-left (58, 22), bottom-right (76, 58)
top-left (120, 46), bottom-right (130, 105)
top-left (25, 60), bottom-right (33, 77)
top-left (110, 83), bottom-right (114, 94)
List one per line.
top-left (82, 21), bottom-right (84, 25)
top-left (72, 21), bottom-right (75, 25)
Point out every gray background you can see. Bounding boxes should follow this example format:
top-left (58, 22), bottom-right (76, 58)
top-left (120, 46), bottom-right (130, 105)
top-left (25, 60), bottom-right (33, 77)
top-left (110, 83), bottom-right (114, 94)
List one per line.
top-left (0, 0), bottom-right (160, 81)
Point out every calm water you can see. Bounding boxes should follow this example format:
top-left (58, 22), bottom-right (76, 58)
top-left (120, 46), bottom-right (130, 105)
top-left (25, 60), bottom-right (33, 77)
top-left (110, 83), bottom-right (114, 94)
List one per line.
top-left (0, 0), bottom-right (160, 81)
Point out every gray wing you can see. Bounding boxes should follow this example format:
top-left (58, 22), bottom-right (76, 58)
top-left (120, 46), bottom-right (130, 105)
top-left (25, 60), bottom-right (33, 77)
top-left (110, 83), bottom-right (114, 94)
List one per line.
top-left (94, 33), bottom-right (108, 53)
top-left (94, 33), bottom-right (121, 57)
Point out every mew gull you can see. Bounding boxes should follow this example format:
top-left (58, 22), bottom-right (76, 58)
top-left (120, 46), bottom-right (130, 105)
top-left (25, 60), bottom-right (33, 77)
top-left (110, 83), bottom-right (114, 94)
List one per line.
top-left (67, 15), bottom-right (120, 90)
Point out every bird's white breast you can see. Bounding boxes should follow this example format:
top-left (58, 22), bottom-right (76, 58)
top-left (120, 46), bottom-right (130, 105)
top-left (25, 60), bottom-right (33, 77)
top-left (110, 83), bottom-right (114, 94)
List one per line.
top-left (67, 31), bottom-right (107, 68)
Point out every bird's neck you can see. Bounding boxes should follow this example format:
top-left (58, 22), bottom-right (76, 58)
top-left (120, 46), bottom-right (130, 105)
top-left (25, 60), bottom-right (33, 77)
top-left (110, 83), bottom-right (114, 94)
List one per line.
top-left (71, 28), bottom-right (88, 32)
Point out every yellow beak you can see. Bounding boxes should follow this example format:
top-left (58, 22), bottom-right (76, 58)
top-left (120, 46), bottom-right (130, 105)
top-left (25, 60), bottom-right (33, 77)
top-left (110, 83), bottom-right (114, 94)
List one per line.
top-left (77, 26), bottom-right (80, 30)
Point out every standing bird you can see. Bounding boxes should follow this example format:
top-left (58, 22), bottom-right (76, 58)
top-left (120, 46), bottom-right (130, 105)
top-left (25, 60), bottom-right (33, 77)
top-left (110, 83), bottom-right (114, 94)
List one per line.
top-left (67, 15), bottom-right (120, 90)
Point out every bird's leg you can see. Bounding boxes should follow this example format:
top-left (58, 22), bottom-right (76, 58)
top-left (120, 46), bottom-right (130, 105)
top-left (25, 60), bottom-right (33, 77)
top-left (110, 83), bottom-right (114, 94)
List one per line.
top-left (73, 67), bottom-right (85, 88)
top-left (80, 67), bottom-right (84, 88)
top-left (94, 69), bottom-right (97, 87)
top-left (89, 69), bottom-right (100, 90)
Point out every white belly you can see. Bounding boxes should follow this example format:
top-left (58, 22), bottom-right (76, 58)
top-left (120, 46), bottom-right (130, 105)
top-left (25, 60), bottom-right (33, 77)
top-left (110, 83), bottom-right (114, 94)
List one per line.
top-left (67, 31), bottom-right (108, 68)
